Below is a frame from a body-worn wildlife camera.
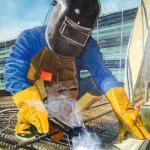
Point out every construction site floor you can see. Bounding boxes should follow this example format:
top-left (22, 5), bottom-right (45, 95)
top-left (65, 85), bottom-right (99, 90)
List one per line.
top-left (0, 96), bottom-right (149, 150)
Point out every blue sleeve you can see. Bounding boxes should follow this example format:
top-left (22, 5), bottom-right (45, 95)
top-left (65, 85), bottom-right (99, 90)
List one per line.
top-left (78, 38), bottom-right (123, 95)
top-left (4, 27), bottom-right (46, 95)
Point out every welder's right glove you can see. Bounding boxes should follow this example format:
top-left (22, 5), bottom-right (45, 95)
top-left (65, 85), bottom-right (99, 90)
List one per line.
top-left (106, 87), bottom-right (150, 140)
top-left (12, 80), bottom-right (49, 138)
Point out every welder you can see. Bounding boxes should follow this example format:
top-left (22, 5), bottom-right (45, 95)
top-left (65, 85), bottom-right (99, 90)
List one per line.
top-left (4, 0), bottom-right (150, 141)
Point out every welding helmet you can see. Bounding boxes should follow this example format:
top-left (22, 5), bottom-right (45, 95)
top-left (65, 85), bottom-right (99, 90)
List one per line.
top-left (45, 0), bottom-right (100, 58)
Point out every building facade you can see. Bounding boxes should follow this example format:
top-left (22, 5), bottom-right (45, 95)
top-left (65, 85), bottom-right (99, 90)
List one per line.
top-left (0, 40), bottom-right (16, 89)
top-left (81, 8), bottom-right (138, 81)
top-left (91, 8), bottom-right (138, 81)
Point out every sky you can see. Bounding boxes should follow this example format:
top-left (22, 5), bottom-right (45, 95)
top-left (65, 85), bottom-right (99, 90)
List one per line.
top-left (0, 0), bottom-right (140, 42)
top-left (0, 0), bottom-right (50, 41)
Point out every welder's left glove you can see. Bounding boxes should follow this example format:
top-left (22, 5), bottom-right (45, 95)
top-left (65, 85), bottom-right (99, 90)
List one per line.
top-left (12, 80), bottom-right (49, 138)
top-left (106, 87), bottom-right (150, 140)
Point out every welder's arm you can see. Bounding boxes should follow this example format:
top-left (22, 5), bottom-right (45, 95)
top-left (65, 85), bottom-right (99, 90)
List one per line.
top-left (4, 29), bottom-right (49, 134)
top-left (79, 37), bottom-right (150, 140)
top-left (4, 29), bottom-right (43, 95)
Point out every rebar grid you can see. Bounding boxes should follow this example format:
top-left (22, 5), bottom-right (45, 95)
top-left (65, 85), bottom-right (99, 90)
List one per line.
top-left (0, 96), bottom-right (119, 149)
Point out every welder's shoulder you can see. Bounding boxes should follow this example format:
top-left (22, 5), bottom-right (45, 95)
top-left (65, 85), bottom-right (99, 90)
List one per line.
top-left (9, 26), bottom-right (47, 60)
top-left (13, 25), bottom-right (47, 55)
top-left (19, 25), bottom-right (46, 43)
top-left (81, 37), bottom-right (102, 60)
top-left (86, 37), bottom-right (100, 52)
top-left (26, 25), bottom-right (46, 36)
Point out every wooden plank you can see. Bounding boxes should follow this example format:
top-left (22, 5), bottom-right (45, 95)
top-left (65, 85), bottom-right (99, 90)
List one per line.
top-left (75, 92), bottom-right (101, 113)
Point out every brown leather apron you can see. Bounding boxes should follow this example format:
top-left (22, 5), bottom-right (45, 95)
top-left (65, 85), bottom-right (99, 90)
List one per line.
top-left (27, 48), bottom-right (79, 100)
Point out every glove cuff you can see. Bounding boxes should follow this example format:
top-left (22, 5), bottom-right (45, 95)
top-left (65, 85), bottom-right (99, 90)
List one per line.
top-left (12, 80), bottom-right (46, 108)
top-left (105, 87), bottom-right (133, 114)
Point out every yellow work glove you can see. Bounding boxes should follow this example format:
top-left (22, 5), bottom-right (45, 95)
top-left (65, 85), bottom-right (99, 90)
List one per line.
top-left (106, 87), bottom-right (150, 140)
top-left (12, 81), bottom-right (49, 136)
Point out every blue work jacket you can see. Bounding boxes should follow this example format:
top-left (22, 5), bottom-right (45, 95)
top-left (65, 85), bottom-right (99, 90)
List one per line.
top-left (4, 26), bottom-right (122, 95)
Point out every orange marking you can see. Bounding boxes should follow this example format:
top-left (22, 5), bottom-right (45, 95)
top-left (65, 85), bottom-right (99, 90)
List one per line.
top-left (40, 70), bottom-right (53, 81)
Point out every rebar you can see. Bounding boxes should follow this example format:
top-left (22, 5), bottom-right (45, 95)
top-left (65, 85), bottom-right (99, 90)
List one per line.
top-left (0, 104), bottom-right (16, 109)
top-left (0, 133), bottom-right (36, 150)
top-left (13, 131), bottom-right (63, 149)
top-left (0, 140), bottom-right (14, 150)
top-left (0, 96), bottom-right (119, 149)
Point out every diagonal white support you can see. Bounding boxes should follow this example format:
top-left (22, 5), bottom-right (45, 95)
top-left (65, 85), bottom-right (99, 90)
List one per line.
top-left (112, 138), bottom-right (144, 150)
top-left (124, 0), bottom-right (150, 102)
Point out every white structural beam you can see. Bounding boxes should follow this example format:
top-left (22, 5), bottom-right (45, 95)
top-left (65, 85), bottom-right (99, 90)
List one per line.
top-left (124, 0), bottom-right (150, 102)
